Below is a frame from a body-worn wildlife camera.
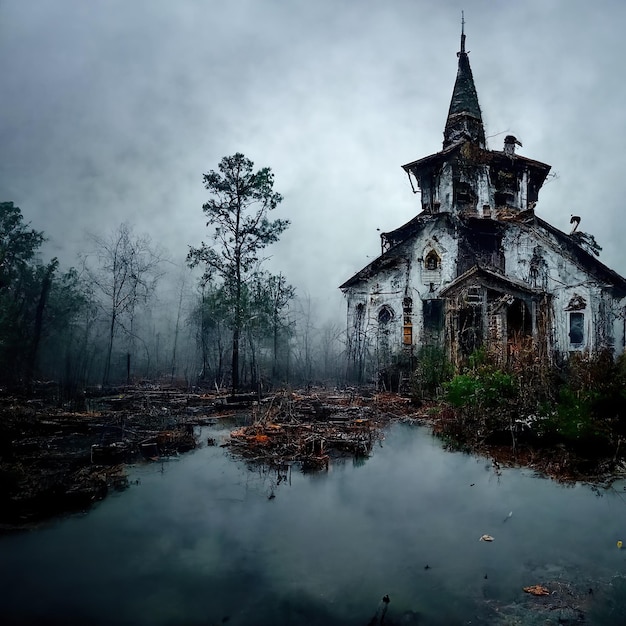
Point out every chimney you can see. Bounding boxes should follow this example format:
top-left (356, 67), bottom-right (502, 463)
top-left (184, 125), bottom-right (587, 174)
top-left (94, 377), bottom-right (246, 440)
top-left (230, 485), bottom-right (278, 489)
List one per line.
top-left (504, 135), bottom-right (522, 155)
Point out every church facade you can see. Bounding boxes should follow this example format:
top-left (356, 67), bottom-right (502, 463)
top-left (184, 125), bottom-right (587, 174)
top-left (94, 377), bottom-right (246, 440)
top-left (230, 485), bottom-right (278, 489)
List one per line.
top-left (340, 30), bottom-right (626, 377)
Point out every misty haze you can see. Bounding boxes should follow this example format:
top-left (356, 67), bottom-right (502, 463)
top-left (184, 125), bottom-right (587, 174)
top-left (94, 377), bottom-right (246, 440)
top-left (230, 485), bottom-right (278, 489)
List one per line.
top-left (2, 2), bottom-right (626, 625)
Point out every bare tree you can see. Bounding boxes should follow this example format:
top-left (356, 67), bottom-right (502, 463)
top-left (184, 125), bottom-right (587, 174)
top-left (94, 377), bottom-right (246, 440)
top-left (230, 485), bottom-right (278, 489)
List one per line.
top-left (84, 222), bottom-right (164, 386)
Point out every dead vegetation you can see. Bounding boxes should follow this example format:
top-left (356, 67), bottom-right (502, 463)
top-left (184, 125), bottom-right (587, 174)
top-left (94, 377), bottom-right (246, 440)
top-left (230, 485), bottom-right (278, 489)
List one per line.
top-left (4, 375), bottom-right (621, 531)
top-left (0, 386), bottom-right (212, 529)
top-left (0, 385), bottom-right (422, 530)
top-left (227, 390), bottom-right (415, 469)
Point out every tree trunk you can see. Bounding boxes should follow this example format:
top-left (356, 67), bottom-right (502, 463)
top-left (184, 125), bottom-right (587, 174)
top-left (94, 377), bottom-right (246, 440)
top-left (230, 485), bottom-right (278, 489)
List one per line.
top-left (26, 263), bottom-right (55, 387)
top-left (232, 247), bottom-right (242, 393)
top-left (232, 325), bottom-right (240, 393)
top-left (103, 310), bottom-right (116, 386)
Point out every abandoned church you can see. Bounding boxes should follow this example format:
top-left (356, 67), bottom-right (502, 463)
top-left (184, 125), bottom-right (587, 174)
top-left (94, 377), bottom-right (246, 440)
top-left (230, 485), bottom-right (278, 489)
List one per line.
top-left (340, 28), bottom-right (626, 378)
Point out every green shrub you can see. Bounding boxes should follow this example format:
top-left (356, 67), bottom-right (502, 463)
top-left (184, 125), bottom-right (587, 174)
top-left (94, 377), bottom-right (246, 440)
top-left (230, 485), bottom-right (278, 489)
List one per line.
top-left (444, 368), bottom-right (515, 409)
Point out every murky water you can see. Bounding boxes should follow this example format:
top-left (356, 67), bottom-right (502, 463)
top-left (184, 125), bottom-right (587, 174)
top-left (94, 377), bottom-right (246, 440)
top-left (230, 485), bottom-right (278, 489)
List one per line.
top-left (2, 421), bottom-right (626, 625)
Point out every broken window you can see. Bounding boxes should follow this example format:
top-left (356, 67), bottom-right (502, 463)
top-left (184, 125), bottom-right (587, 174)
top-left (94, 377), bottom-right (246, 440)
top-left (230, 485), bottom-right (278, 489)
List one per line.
top-left (507, 299), bottom-right (532, 338)
top-left (569, 312), bottom-right (584, 345)
top-left (425, 250), bottom-right (441, 270)
top-left (377, 306), bottom-right (394, 367)
top-left (455, 181), bottom-right (477, 213)
top-left (423, 299), bottom-right (444, 332)
top-left (493, 171), bottom-right (517, 208)
top-left (458, 221), bottom-right (505, 275)
top-left (354, 303), bottom-right (365, 327)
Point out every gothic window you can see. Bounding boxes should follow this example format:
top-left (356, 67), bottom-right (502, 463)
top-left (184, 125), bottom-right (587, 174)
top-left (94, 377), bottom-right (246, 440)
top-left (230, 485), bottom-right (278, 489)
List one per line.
top-left (425, 250), bottom-right (441, 270)
top-left (378, 306), bottom-right (394, 326)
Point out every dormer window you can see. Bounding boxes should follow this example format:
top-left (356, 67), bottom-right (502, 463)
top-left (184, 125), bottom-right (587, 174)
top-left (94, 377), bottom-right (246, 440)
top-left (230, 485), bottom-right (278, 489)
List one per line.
top-left (425, 250), bottom-right (441, 270)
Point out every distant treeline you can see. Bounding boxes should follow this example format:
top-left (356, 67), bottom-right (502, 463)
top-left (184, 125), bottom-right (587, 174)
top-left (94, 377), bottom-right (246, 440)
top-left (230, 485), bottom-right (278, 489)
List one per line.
top-left (0, 198), bottom-right (345, 395)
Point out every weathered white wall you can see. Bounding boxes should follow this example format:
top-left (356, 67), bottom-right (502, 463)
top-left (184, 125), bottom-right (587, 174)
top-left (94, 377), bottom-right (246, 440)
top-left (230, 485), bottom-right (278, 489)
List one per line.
top-left (502, 224), bottom-right (623, 355)
top-left (345, 214), bottom-right (626, 363)
top-left (345, 220), bottom-right (458, 352)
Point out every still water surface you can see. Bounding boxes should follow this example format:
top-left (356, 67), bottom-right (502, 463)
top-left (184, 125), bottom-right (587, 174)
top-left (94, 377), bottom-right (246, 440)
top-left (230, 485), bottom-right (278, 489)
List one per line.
top-left (2, 422), bottom-right (626, 625)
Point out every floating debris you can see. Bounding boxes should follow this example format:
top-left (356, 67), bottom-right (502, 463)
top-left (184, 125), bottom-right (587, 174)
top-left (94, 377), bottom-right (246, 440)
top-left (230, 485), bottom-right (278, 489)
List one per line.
top-left (523, 585), bottom-right (550, 596)
top-left (228, 391), bottom-right (392, 469)
top-left (479, 534), bottom-right (495, 542)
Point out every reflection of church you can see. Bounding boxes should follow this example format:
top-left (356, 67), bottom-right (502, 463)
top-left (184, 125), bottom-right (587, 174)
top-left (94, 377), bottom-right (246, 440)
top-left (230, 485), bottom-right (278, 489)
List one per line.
top-left (340, 27), bottom-right (626, 376)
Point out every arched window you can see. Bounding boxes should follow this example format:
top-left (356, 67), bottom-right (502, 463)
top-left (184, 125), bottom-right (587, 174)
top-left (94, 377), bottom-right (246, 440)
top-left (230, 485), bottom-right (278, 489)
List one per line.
top-left (378, 306), bottom-right (394, 325)
top-left (425, 250), bottom-right (441, 270)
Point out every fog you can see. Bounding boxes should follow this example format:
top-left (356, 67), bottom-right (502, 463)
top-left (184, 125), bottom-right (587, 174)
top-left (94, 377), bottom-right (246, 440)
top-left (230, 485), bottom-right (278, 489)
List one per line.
top-left (2, 0), bottom-right (626, 383)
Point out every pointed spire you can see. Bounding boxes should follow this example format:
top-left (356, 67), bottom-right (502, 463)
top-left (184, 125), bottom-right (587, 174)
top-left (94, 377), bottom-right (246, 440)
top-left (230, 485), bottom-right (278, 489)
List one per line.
top-left (443, 15), bottom-right (486, 149)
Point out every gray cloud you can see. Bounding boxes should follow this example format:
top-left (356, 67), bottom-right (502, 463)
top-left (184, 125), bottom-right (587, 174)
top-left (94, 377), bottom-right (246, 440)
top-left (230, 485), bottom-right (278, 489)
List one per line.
top-left (2, 0), bottom-right (626, 322)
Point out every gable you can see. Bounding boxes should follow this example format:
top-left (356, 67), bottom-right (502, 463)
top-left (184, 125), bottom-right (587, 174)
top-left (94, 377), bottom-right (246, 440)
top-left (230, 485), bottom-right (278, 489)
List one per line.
top-left (339, 213), bottom-right (455, 290)
top-left (526, 217), bottom-right (626, 297)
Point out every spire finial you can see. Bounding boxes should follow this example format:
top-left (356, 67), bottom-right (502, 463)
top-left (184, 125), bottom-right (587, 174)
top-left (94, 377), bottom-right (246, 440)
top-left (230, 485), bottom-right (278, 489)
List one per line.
top-left (460, 11), bottom-right (466, 54)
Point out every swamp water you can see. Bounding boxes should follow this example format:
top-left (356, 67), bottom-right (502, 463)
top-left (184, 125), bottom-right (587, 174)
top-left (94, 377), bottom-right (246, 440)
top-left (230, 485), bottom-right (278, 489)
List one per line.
top-left (1, 421), bottom-right (626, 625)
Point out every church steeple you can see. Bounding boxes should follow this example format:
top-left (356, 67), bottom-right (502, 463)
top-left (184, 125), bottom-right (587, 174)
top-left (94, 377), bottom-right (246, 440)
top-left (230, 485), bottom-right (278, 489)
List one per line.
top-left (443, 16), bottom-right (486, 149)
top-left (402, 19), bottom-right (551, 218)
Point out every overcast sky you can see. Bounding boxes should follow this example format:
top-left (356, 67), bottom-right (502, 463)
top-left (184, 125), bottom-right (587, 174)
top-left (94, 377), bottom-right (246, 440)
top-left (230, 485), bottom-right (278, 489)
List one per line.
top-left (2, 0), bottom-right (626, 323)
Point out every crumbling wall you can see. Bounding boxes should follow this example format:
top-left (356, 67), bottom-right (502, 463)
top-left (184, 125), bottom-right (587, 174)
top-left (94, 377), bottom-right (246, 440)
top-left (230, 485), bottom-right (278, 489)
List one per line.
top-left (343, 195), bottom-right (625, 377)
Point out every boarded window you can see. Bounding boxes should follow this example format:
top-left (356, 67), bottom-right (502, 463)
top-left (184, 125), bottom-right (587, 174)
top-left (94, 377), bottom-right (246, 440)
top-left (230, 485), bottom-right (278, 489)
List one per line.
top-left (569, 312), bottom-right (584, 345)
top-left (455, 181), bottom-right (477, 213)
top-left (402, 297), bottom-right (413, 345)
top-left (403, 324), bottom-right (413, 345)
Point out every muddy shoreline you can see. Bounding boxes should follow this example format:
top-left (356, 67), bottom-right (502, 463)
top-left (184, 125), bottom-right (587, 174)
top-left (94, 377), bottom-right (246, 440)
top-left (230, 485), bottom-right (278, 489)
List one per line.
top-left (1, 387), bottom-right (622, 531)
top-left (0, 387), bottom-right (206, 530)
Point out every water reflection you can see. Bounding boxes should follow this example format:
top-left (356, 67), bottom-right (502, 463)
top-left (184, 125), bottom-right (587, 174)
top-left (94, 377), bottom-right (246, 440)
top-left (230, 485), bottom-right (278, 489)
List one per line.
top-left (1, 422), bottom-right (626, 625)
